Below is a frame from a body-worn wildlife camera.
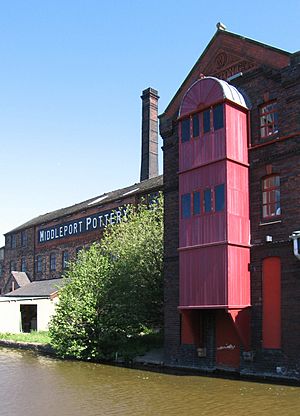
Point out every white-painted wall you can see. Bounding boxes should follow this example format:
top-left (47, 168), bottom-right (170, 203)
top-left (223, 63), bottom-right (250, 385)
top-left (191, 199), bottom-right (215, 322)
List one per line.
top-left (0, 297), bottom-right (58, 333)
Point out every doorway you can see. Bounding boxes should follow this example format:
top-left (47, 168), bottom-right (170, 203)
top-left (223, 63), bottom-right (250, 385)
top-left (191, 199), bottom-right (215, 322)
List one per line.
top-left (20, 305), bottom-right (37, 333)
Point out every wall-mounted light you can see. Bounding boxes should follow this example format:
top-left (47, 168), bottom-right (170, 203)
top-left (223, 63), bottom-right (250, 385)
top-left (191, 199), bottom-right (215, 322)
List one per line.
top-left (289, 231), bottom-right (300, 261)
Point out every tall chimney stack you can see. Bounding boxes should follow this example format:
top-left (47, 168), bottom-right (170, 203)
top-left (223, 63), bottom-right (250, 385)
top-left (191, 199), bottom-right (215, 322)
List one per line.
top-left (140, 87), bottom-right (159, 182)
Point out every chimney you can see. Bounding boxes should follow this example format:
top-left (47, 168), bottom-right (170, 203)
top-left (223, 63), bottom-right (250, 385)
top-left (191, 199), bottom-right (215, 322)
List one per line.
top-left (140, 87), bottom-right (159, 181)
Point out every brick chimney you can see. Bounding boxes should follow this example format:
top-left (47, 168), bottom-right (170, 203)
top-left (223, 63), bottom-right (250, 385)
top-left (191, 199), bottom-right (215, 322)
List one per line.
top-left (140, 87), bottom-right (159, 181)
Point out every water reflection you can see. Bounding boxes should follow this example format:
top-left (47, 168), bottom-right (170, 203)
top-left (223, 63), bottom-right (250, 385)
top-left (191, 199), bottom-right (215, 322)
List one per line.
top-left (0, 348), bottom-right (299, 416)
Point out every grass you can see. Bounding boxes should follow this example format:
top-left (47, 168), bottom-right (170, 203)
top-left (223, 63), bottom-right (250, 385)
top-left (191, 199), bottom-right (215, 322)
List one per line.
top-left (0, 331), bottom-right (50, 344)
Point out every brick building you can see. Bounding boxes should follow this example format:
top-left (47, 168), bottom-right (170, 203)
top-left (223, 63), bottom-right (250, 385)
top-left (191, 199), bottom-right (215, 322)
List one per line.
top-left (160, 26), bottom-right (300, 377)
top-left (1, 87), bottom-right (163, 294)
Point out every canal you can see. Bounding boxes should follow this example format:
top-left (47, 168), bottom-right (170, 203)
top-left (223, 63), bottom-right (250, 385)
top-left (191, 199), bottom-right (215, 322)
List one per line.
top-left (0, 348), bottom-right (299, 416)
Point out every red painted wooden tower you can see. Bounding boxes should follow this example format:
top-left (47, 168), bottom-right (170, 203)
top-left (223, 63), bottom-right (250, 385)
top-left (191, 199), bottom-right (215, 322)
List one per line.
top-left (178, 77), bottom-right (251, 368)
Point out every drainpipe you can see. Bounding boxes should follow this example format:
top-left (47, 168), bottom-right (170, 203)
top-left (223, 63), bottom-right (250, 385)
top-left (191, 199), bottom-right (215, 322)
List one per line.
top-left (289, 231), bottom-right (300, 260)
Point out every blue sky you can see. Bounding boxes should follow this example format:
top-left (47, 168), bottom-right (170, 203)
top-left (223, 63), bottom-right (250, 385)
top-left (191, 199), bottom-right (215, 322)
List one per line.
top-left (0, 0), bottom-right (299, 246)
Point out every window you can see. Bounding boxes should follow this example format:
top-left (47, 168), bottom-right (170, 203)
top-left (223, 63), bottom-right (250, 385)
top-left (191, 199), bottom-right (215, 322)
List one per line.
top-left (11, 234), bottom-right (16, 249)
top-left (181, 194), bottom-right (191, 219)
top-left (36, 256), bottom-right (43, 273)
top-left (215, 184), bottom-right (225, 211)
top-left (21, 231), bottom-right (28, 247)
top-left (262, 175), bottom-right (280, 218)
top-left (76, 246), bottom-right (83, 258)
top-left (192, 114), bottom-right (200, 137)
top-left (193, 191), bottom-right (201, 215)
top-left (203, 110), bottom-right (210, 133)
top-left (62, 251), bottom-right (69, 269)
top-left (50, 253), bottom-right (56, 271)
top-left (181, 118), bottom-right (190, 142)
top-left (204, 189), bottom-right (212, 213)
top-left (260, 101), bottom-right (278, 139)
top-left (213, 104), bottom-right (224, 130)
top-left (10, 261), bottom-right (16, 272)
top-left (0, 263), bottom-right (3, 277)
top-left (21, 257), bottom-right (26, 272)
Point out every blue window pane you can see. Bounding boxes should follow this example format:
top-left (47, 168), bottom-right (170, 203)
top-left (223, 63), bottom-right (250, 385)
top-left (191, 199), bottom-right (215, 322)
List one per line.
top-left (181, 119), bottom-right (190, 142)
top-left (213, 104), bottom-right (224, 130)
top-left (192, 114), bottom-right (199, 137)
top-left (203, 110), bottom-right (210, 133)
top-left (215, 184), bottom-right (225, 211)
top-left (181, 194), bottom-right (191, 218)
top-left (204, 189), bottom-right (212, 212)
top-left (193, 191), bottom-right (201, 215)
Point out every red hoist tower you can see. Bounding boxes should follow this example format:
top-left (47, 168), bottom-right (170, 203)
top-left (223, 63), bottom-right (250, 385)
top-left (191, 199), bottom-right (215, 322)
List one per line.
top-left (178, 77), bottom-right (251, 369)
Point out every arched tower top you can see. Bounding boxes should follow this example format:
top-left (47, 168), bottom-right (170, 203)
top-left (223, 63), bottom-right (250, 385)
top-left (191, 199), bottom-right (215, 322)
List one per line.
top-left (179, 76), bottom-right (248, 117)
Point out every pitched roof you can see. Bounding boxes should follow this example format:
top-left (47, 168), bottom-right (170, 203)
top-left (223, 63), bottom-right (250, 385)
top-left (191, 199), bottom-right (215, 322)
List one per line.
top-left (162, 28), bottom-right (292, 117)
top-left (7, 175), bottom-right (163, 234)
top-left (5, 278), bottom-right (66, 297)
top-left (11, 271), bottom-right (31, 287)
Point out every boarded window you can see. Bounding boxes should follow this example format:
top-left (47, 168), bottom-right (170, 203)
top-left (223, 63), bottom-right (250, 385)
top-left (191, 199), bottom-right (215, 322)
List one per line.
top-left (181, 194), bottom-right (191, 219)
top-left (262, 257), bottom-right (281, 349)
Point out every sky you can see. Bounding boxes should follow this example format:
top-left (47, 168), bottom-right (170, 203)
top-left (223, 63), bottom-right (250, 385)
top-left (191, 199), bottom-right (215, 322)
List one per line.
top-left (0, 0), bottom-right (299, 246)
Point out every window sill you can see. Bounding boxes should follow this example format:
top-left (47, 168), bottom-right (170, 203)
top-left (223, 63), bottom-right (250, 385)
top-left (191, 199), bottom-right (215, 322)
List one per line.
top-left (259, 219), bottom-right (282, 226)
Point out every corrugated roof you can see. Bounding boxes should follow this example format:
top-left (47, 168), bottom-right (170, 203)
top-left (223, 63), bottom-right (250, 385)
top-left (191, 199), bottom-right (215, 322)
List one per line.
top-left (7, 175), bottom-right (163, 234)
top-left (5, 278), bottom-right (66, 297)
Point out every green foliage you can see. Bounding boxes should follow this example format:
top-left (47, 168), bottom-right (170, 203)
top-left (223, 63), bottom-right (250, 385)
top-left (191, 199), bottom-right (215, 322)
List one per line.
top-left (49, 194), bottom-right (164, 360)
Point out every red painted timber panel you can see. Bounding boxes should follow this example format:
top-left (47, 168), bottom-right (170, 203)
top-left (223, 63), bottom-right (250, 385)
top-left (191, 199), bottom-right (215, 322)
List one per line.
top-left (262, 257), bottom-right (281, 349)
top-left (225, 104), bottom-right (248, 165)
top-left (179, 245), bottom-right (227, 307)
top-left (216, 310), bottom-right (241, 369)
top-left (180, 78), bottom-right (224, 117)
top-left (227, 245), bottom-right (250, 307)
top-left (179, 128), bottom-right (225, 172)
top-left (226, 161), bottom-right (250, 247)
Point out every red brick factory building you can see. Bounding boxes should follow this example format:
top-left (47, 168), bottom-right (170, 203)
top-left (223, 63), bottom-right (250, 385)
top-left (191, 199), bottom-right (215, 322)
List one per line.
top-left (1, 24), bottom-right (300, 380)
top-left (160, 25), bottom-right (300, 378)
top-left (0, 87), bottom-right (162, 294)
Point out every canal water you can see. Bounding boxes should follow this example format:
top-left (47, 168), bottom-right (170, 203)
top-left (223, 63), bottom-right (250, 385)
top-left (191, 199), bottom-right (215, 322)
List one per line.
top-left (0, 348), bottom-right (299, 416)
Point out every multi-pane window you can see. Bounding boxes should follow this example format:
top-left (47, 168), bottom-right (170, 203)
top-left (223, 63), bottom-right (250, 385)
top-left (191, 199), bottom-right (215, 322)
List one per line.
top-left (21, 231), bottom-right (28, 247)
top-left (62, 251), bottom-right (69, 269)
top-left (21, 257), bottom-right (26, 272)
top-left (262, 175), bottom-right (281, 218)
top-left (181, 194), bottom-right (191, 219)
top-left (36, 255), bottom-right (43, 273)
top-left (260, 102), bottom-right (278, 139)
top-left (10, 261), bottom-right (16, 272)
top-left (11, 234), bottom-right (16, 249)
top-left (50, 253), bottom-right (56, 271)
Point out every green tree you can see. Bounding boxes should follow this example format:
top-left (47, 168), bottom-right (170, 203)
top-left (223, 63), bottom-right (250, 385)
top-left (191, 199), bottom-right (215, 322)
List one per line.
top-left (49, 194), bottom-right (163, 360)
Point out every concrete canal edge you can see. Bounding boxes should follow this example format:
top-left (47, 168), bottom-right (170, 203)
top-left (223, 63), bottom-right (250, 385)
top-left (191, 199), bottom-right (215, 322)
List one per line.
top-left (1, 340), bottom-right (299, 386)
top-left (0, 339), bottom-right (55, 355)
